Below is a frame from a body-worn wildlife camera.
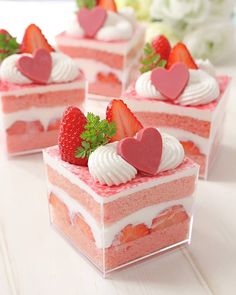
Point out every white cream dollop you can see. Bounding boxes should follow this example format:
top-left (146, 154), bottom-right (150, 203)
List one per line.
top-left (88, 142), bottom-right (137, 186)
top-left (66, 10), bottom-right (134, 41)
top-left (158, 132), bottom-right (184, 173)
top-left (88, 131), bottom-right (184, 186)
top-left (196, 59), bottom-right (216, 77)
top-left (135, 68), bottom-right (220, 106)
top-left (0, 52), bottom-right (79, 85)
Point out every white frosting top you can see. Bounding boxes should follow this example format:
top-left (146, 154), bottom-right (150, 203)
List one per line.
top-left (88, 131), bottom-right (185, 186)
top-left (158, 132), bottom-right (184, 172)
top-left (0, 52), bottom-right (79, 84)
top-left (196, 59), bottom-right (216, 77)
top-left (66, 10), bottom-right (135, 41)
top-left (88, 142), bottom-right (137, 186)
top-left (135, 68), bottom-right (220, 106)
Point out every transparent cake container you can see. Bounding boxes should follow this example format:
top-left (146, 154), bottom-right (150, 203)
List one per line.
top-left (44, 146), bottom-right (199, 277)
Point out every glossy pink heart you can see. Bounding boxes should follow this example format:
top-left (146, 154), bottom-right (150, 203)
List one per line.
top-left (151, 62), bottom-right (189, 100)
top-left (77, 7), bottom-right (107, 38)
top-left (16, 48), bottom-right (52, 84)
top-left (117, 127), bottom-right (163, 175)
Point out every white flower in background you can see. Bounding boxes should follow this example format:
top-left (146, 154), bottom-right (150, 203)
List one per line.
top-left (150, 0), bottom-right (210, 24)
top-left (145, 21), bottom-right (181, 45)
top-left (184, 21), bottom-right (235, 63)
top-left (209, 0), bottom-right (235, 18)
top-left (116, 0), bottom-right (152, 20)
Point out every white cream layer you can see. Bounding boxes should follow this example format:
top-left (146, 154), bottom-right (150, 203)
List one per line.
top-left (74, 48), bottom-right (142, 84)
top-left (56, 25), bottom-right (145, 55)
top-left (159, 127), bottom-right (210, 155)
top-left (122, 98), bottom-right (214, 122)
top-left (0, 80), bottom-right (86, 97)
top-left (44, 149), bottom-right (198, 204)
top-left (49, 183), bottom-right (194, 249)
top-left (1, 105), bottom-right (68, 130)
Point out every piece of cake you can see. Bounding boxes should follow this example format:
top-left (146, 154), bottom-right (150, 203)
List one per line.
top-left (122, 36), bottom-right (231, 179)
top-left (43, 100), bottom-right (199, 276)
top-left (55, 0), bottom-right (145, 100)
top-left (0, 25), bottom-right (86, 156)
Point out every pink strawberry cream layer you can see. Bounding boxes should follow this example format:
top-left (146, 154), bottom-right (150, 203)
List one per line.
top-left (56, 26), bottom-right (145, 97)
top-left (44, 146), bottom-right (198, 271)
top-left (0, 77), bottom-right (86, 155)
top-left (123, 76), bottom-right (231, 178)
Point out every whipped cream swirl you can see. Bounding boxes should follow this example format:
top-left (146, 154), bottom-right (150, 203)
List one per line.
top-left (158, 133), bottom-right (184, 172)
top-left (67, 10), bottom-right (135, 41)
top-left (88, 131), bottom-right (184, 186)
top-left (135, 68), bottom-right (220, 106)
top-left (88, 142), bottom-right (137, 186)
top-left (0, 52), bottom-right (79, 85)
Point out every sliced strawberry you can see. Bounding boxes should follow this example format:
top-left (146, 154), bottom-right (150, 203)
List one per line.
top-left (74, 213), bottom-right (94, 241)
top-left (180, 141), bottom-right (200, 156)
top-left (6, 120), bottom-right (44, 136)
top-left (49, 193), bottom-right (71, 225)
top-left (20, 24), bottom-right (54, 54)
top-left (98, 0), bottom-right (117, 12)
top-left (116, 223), bottom-right (149, 244)
top-left (167, 42), bottom-right (198, 70)
top-left (58, 106), bottom-right (88, 166)
top-left (152, 35), bottom-right (171, 61)
top-left (47, 118), bottom-right (61, 132)
top-left (151, 205), bottom-right (188, 232)
top-left (106, 99), bottom-right (143, 142)
top-left (97, 72), bottom-right (120, 84)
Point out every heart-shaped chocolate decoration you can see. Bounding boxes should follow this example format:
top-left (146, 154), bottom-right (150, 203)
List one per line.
top-left (16, 48), bottom-right (52, 84)
top-left (151, 62), bottom-right (189, 100)
top-left (77, 7), bottom-right (107, 38)
top-left (117, 127), bottom-right (163, 175)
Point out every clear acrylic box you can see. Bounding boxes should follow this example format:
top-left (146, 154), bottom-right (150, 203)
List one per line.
top-left (43, 146), bottom-right (199, 277)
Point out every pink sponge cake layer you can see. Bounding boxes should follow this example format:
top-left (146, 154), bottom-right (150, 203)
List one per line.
top-left (0, 77), bottom-right (86, 155)
top-left (122, 76), bottom-right (231, 179)
top-left (46, 164), bottom-right (196, 225)
top-left (44, 146), bottom-right (198, 274)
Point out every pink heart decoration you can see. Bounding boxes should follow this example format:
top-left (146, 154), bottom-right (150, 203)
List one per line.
top-left (77, 7), bottom-right (107, 38)
top-left (151, 62), bottom-right (189, 100)
top-left (16, 48), bottom-right (52, 84)
top-left (117, 127), bottom-right (163, 175)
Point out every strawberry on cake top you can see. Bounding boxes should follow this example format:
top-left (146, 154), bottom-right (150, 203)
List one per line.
top-left (0, 25), bottom-right (79, 87)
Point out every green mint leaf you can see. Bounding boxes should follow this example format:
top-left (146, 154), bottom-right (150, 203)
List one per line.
top-left (76, 0), bottom-right (96, 9)
top-left (158, 59), bottom-right (167, 68)
top-left (75, 113), bottom-right (116, 159)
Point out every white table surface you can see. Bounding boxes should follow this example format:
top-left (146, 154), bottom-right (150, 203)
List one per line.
top-left (0, 1), bottom-right (236, 295)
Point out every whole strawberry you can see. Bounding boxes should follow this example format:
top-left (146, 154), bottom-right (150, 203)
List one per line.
top-left (59, 106), bottom-right (88, 166)
top-left (152, 35), bottom-right (171, 61)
